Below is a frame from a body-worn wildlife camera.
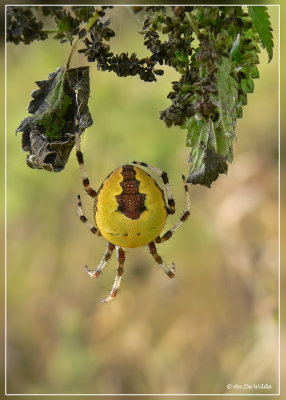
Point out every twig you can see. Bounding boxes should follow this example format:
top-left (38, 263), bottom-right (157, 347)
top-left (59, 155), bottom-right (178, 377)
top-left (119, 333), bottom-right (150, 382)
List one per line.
top-left (186, 12), bottom-right (200, 40)
top-left (65, 11), bottom-right (99, 70)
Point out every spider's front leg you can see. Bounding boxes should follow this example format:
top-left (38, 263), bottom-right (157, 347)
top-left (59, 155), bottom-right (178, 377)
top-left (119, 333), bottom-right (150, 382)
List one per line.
top-left (77, 194), bottom-right (101, 236)
top-left (75, 129), bottom-right (97, 198)
top-left (155, 175), bottom-right (191, 244)
top-left (132, 161), bottom-right (176, 214)
top-left (100, 247), bottom-right (125, 303)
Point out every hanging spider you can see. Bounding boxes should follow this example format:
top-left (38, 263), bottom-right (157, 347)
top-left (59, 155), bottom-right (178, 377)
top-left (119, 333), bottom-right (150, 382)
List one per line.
top-left (75, 127), bottom-right (191, 303)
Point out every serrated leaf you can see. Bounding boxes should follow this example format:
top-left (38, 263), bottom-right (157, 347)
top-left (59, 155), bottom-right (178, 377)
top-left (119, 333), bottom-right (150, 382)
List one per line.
top-left (240, 92), bottom-right (248, 106)
top-left (250, 65), bottom-right (260, 79)
top-left (187, 119), bottom-right (229, 187)
top-left (248, 6), bottom-right (274, 62)
top-left (242, 64), bottom-right (259, 79)
top-left (230, 34), bottom-right (241, 60)
top-left (236, 105), bottom-right (243, 119)
top-left (16, 66), bottom-right (93, 172)
top-left (187, 119), bottom-right (209, 184)
top-left (213, 57), bottom-right (238, 160)
top-left (186, 117), bottom-right (204, 147)
top-left (241, 50), bottom-right (260, 64)
top-left (187, 57), bottom-right (238, 187)
top-left (240, 78), bottom-right (254, 94)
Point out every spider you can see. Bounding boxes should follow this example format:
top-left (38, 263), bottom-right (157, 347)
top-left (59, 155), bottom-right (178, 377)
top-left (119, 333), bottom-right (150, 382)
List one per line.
top-left (75, 132), bottom-right (191, 303)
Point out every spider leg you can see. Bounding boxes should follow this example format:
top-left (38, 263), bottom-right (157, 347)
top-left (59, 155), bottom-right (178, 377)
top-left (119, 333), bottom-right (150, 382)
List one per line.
top-left (85, 242), bottom-right (115, 278)
top-left (100, 247), bottom-right (125, 303)
top-left (132, 161), bottom-right (175, 214)
top-left (75, 125), bottom-right (97, 198)
top-left (148, 241), bottom-right (176, 278)
top-left (77, 194), bottom-right (101, 236)
top-left (155, 175), bottom-right (190, 243)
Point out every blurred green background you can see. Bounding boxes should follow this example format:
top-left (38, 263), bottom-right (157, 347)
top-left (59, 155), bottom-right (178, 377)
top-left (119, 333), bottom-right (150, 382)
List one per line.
top-left (6, 6), bottom-right (279, 396)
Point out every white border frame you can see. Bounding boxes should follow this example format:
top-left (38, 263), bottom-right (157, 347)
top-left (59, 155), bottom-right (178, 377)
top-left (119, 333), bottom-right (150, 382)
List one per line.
top-left (5, 4), bottom-right (281, 397)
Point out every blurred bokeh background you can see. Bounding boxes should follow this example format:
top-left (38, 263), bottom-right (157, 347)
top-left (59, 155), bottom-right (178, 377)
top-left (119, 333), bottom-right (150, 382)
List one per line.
top-left (6, 6), bottom-right (279, 396)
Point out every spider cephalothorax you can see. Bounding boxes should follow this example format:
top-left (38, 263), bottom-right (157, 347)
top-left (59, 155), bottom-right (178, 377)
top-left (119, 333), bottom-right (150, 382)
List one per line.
top-left (76, 133), bottom-right (190, 302)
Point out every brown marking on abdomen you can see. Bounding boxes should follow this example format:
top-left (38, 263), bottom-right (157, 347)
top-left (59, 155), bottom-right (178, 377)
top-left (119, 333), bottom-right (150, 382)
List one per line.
top-left (116, 165), bottom-right (146, 220)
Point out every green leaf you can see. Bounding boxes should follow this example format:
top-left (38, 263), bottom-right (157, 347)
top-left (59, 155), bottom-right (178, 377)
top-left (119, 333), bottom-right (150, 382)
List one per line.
top-left (212, 57), bottom-right (238, 161)
top-left (187, 57), bottom-right (238, 187)
top-left (187, 119), bottom-right (230, 187)
top-left (230, 34), bottom-right (241, 60)
top-left (186, 119), bottom-right (209, 185)
top-left (240, 78), bottom-right (254, 94)
top-left (236, 105), bottom-right (243, 119)
top-left (185, 117), bottom-right (204, 147)
top-left (248, 6), bottom-right (274, 62)
top-left (245, 64), bottom-right (259, 79)
top-left (176, 51), bottom-right (189, 63)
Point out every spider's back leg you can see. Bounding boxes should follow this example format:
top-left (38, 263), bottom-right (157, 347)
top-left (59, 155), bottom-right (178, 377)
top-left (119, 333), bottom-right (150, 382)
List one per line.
top-left (148, 241), bottom-right (175, 278)
top-left (85, 242), bottom-right (115, 278)
top-left (100, 247), bottom-right (125, 303)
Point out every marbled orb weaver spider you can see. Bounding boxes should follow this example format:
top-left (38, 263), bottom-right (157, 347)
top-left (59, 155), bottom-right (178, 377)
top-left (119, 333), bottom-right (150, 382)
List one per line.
top-left (75, 132), bottom-right (191, 303)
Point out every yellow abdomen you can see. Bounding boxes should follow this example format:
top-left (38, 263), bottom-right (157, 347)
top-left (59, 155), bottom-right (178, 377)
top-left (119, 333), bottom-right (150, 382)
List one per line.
top-left (95, 165), bottom-right (167, 248)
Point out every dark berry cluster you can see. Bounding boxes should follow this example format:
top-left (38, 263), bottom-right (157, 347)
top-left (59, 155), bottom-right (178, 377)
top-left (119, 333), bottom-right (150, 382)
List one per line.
top-left (7, 6), bottom-right (48, 45)
top-left (79, 18), bottom-right (164, 82)
top-left (6, 6), bottom-right (114, 45)
top-left (142, 7), bottom-right (194, 68)
top-left (141, 7), bottom-right (199, 127)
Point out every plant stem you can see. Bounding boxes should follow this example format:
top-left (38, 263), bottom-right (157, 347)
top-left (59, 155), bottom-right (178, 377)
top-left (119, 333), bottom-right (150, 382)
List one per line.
top-left (42, 29), bottom-right (58, 34)
top-left (186, 12), bottom-right (200, 40)
top-left (65, 11), bottom-right (99, 70)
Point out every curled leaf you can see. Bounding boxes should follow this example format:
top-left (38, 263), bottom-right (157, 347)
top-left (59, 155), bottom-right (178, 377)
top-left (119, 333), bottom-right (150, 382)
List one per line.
top-left (26, 128), bottom-right (75, 172)
top-left (16, 66), bottom-right (93, 172)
